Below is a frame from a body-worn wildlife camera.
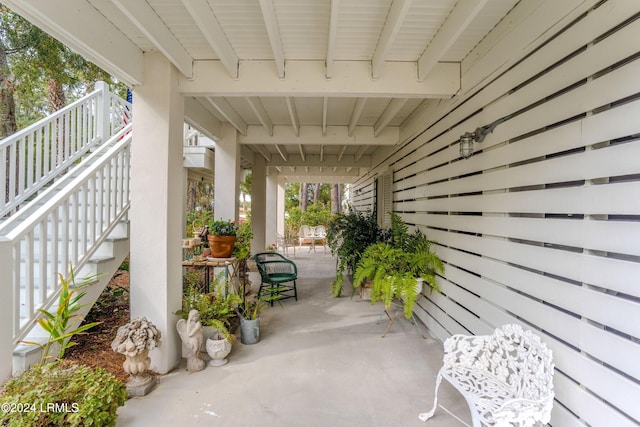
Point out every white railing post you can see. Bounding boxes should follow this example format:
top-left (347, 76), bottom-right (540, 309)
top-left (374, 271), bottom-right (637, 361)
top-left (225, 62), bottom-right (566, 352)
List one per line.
top-left (0, 237), bottom-right (14, 382)
top-left (95, 81), bottom-right (111, 142)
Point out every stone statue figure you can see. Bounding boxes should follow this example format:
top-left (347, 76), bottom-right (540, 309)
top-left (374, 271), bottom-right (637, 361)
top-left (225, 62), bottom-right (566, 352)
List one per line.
top-left (111, 316), bottom-right (162, 396)
top-left (176, 309), bottom-right (206, 372)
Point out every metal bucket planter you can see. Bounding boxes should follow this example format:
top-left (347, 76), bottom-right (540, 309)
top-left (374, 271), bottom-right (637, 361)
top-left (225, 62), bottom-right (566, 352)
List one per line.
top-left (240, 317), bottom-right (260, 345)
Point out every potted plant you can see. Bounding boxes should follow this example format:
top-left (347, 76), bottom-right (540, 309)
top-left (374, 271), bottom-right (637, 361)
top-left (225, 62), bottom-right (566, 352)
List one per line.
top-left (176, 274), bottom-right (242, 345)
top-left (352, 214), bottom-right (444, 319)
top-left (327, 209), bottom-right (390, 297)
top-left (208, 218), bottom-right (238, 258)
top-left (236, 295), bottom-right (265, 345)
top-left (235, 287), bottom-right (285, 345)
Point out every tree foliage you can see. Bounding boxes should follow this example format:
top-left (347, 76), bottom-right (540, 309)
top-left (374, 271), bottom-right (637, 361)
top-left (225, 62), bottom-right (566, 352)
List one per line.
top-left (0, 5), bottom-right (127, 130)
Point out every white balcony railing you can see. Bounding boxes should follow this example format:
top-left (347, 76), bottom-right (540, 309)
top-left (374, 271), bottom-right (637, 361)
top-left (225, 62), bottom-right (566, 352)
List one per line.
top-left (0, 81), bottom-right (131, 219)
top-left (0, 82), bottom-right (132, 345)
top-left (4, 125), bottom-right (132, 343)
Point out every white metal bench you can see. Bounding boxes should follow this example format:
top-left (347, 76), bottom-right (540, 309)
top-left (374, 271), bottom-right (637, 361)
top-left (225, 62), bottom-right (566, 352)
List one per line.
top-left (298, 225), bottom-right (326, 252)
top-left (419, 324), bottom-right (554, 426)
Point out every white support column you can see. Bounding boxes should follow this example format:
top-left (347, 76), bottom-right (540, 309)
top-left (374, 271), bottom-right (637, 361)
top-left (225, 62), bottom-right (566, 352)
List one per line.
top-left (265, 172), bottom-right (278, 248)
top-left (0, 238), bottom-right (12, 382)
top-left (130, 52), bottom-right (184, 374)
top-left (251, 156), bottom-right (266, 255)
top-left (277, 176), bottom-right (286, 238)
top-left (214, 123), bottom-right (240, 221)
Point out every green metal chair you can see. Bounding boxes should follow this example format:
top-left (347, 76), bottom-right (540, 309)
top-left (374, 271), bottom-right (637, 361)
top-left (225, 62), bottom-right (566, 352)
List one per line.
top-left (254, 252), bottom-right (298, 305)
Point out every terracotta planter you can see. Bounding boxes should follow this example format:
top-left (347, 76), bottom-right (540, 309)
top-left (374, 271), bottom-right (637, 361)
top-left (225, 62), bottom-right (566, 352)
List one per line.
top-left (208, 235), bottom-right (236, 258)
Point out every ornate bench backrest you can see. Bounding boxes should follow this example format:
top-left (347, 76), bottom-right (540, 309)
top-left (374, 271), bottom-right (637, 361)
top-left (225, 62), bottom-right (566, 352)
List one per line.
top-left (299, 225), bottom-right (313, 238)
top-left (313, 225), bottom-right (327, 237)
top-left (443, 324), bottom-right (554, 401)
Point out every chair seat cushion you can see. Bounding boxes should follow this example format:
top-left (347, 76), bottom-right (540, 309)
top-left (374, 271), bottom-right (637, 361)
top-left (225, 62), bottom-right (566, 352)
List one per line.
top-left (265, 273), bottom-right (297, 282)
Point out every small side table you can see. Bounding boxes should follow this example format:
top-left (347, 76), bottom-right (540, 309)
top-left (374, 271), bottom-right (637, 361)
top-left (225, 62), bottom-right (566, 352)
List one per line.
top-left (182, 257), bottom-right (241, 294)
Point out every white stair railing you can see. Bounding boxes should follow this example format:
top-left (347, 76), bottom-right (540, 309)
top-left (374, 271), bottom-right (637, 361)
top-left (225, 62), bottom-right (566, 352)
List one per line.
top-left (2, 125), bottom-right (132, 344)
top-left (0, 81), bottom-right (131, 219)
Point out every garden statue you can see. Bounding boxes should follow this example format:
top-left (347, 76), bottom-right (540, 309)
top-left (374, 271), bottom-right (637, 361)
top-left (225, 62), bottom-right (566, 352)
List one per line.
top-left (176, 309), bottom-right (206, 372)
top-left (111, 317), bottom-right (161, 396)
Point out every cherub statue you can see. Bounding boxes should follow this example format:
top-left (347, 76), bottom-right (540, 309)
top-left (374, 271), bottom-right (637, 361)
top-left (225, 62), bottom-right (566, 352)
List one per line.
top-left (176, 309), bottom-right (206, 372)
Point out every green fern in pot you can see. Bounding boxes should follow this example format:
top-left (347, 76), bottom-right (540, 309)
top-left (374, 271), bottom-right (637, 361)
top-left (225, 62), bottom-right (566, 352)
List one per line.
top-left (352, 214), bottom-right (444, 318)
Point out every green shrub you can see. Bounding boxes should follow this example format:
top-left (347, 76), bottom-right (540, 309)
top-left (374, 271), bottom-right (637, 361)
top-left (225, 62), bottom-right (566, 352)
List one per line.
top-left (326, 209), bottom-right (389, 297)
top-left (285, 204), bottom-right (333, 235)
top-left (0, 362), bottom-right (127, 427)
top-left (118, 257), bottom-right (129, 271)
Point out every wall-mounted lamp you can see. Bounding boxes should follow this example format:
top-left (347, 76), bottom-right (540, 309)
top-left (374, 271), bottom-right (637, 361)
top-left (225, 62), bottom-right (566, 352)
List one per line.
top-left (458, 117), bottom-right (508, 160)
top-left (459, 132), bottom-right (475, 159)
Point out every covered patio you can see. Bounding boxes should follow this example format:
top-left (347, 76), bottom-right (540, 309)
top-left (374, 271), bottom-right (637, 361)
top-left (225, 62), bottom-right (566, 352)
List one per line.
top-left (117, 251), bottom-right (470, 427)
top-left (3, 1), bottom-right (640, 425)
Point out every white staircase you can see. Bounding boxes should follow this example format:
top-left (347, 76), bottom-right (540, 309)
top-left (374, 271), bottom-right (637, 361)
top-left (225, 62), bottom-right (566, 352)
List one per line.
top-left (0, 82), bottom-right (132, 376)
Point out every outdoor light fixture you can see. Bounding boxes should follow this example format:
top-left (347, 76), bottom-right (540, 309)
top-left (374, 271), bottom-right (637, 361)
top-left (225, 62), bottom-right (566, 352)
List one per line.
top-left (458, 117), bottom-right (508, 159)
top-left (459, 132), bottom-right (475, 159)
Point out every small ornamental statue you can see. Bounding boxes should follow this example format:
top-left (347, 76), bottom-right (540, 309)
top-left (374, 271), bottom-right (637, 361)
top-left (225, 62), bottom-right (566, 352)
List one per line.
top-left (111, 317), bottom-right (161, 396)
top-left (176, 309), bottom-right (206, 372)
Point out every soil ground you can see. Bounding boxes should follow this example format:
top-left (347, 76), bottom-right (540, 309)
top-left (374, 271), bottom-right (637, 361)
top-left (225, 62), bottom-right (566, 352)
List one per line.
top-left (64, 270), bottom-right (130, 382)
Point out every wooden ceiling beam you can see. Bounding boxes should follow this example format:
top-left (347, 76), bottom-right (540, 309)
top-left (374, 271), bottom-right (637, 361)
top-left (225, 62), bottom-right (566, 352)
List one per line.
top-left (371, 0), bottom-right (413, 79)
top-left (182, 0), bottom-right (239, 78)
top-left (246, 97), bottom-right (273, 136)
top-left (258, 0), bottom-right (286, 78)
top-left (205, 97), bottom-right (248, 135)
top-left (113, 0), bottom-right (192, 78)
top-left (374, 98), bottom-right (408, 136)
top-left (418, 0), bottom-right (487, 80)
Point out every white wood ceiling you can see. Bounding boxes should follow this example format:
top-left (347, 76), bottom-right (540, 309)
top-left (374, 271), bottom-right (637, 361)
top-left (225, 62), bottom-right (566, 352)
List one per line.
top-left (7, 0), bottom-right (519, 182)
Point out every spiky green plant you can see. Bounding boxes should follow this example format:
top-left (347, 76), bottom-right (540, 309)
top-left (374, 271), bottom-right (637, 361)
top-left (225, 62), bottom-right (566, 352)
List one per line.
top-left (22, 265), bottom-right (100, 365)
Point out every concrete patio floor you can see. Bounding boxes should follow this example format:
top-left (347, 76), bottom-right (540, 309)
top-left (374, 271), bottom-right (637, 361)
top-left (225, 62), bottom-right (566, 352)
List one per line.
top-left (117, 248), bottom-right (470, 427)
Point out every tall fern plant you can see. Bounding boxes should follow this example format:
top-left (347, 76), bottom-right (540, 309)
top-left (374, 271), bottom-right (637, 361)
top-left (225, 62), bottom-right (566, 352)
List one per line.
top-left (353, 214), bottom-right (444, 318)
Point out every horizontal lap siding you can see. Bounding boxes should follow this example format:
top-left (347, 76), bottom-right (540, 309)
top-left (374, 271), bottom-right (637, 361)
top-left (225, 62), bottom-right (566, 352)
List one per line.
top-left (354, 1), bottom-right (640, 425)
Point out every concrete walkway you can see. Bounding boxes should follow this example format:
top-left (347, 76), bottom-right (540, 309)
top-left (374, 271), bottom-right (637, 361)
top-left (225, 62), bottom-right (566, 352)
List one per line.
top-left (117, 249), bottom-right (470, 427)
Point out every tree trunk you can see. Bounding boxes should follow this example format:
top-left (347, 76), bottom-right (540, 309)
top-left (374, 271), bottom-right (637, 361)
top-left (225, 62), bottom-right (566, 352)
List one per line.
top-left (0, 41), bottom-right (17, 206)
top-left (47, 78), bottom-right (66, 112)
top-left (300, 182), bottom-right (308, 212)
top-left (0, 43), bottom-right (17, 138)
top-left (47, 79), bottom-right (66, 165)
top-left (313, 183), bottom-right (320, 204)
top-left (331, 184), bottom-right (341, 214)
top-left (187, 181), bottom-right (197, 211)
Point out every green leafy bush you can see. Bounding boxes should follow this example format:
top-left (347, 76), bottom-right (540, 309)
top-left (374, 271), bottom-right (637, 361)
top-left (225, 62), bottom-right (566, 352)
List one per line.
top-left (186, 208), bottom-right (213, 236)
top-left (352, 214), bottom-right (444, 318)
top-left (326, 209), bottom-right (390, 297)
top-left (0, 362), bottom-right (126, 427)
top-left (285, 204), bottom-right (333, 237)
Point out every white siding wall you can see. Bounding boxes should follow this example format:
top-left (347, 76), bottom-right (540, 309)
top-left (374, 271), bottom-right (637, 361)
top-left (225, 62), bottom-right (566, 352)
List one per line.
top-left (354, 2), bottom-right (640, 426)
